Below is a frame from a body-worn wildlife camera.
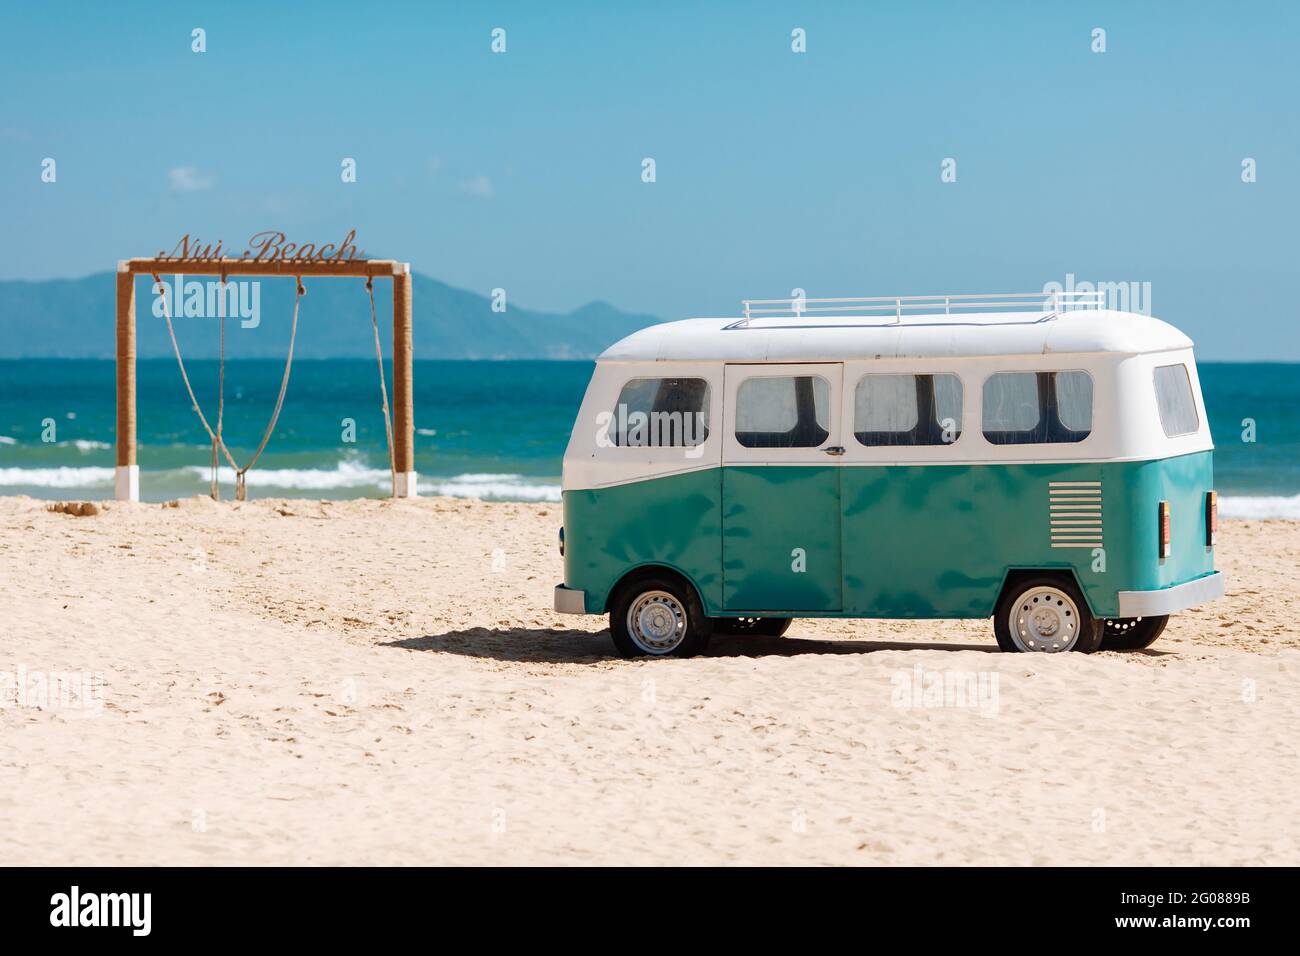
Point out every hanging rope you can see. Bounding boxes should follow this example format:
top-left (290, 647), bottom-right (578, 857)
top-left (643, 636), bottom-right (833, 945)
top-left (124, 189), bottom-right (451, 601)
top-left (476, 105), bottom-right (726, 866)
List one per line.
top-left (155, 272), bottom-right (241, 480)
top-left (214, 271), bottom-right (227, 499)
top-left (366, 276), bottom-right (397, 497)
top-left (154, 272), bottom-right (303, 501)
top-left (235, 278), bottom-right (302, 500)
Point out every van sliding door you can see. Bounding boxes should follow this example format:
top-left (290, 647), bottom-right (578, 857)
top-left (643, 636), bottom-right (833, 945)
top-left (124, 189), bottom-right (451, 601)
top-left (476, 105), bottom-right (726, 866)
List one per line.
top-left (720, 363), bottom-right (844, 612)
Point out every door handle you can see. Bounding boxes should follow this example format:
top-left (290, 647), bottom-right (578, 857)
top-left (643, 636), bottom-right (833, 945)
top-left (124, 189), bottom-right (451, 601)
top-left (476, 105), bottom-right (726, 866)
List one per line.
top-left (825, 446), bottom-right (846, 456)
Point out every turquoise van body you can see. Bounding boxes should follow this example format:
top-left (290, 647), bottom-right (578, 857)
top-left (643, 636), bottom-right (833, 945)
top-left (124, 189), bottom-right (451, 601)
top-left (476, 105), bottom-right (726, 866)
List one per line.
top-left (562, 450), bottom-right (1215, 621)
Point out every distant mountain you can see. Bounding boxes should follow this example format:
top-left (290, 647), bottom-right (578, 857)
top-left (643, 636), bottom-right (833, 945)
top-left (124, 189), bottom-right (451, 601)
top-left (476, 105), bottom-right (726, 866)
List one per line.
top-left (0, 272), bottom-right (666, 359)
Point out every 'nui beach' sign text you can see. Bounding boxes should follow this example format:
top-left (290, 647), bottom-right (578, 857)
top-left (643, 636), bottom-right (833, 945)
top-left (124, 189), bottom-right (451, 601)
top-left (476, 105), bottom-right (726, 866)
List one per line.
top-left (156, 229), bottom-right (366, 263)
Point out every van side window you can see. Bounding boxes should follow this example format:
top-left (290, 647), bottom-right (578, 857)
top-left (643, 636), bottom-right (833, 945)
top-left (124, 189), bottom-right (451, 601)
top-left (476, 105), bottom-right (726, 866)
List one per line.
top-left (982, 371), bottom-right (1092, 444)
top-left (1055, 371), bottom-right (1093, 433)
top-left (735, 375), bottom-right (830, 448)
top-left (854, 373), bottom-right (963, 446)
top-left (1153, 364), bottom-right (1199, 437)
top-left (609, 377), bottom-right (710, 447)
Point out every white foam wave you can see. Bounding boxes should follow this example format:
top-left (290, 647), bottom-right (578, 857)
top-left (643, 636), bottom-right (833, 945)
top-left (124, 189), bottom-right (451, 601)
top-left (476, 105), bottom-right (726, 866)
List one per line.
top-left (185, 460), bottom-right (391, 490)
top-left (185, 464), bottom-right (562, 501)
top-left (1220, 495), bottom-right (1300, 520)
top-left (425, 476), bottom-right (561, 501)
top-left (0, 466), bottom-right (116, 488)
top-left (445, 472), bottom-right (538, 483)
top-left (0, 461), bottom-right (560, 501)
top-left (71, 440), bottom-right (111, 452)
top-left (0, 436), bottom-right (16, 445)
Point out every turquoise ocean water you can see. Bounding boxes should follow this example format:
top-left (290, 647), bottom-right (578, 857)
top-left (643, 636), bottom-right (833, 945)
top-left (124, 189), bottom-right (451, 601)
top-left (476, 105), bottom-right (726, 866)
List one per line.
top-left (0, 360), bottom-right (1297, 515)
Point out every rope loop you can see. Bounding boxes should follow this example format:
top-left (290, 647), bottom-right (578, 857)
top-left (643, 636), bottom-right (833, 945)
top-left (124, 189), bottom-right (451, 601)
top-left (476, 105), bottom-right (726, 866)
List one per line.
top-left (153, 271), bottom-right (239, 478)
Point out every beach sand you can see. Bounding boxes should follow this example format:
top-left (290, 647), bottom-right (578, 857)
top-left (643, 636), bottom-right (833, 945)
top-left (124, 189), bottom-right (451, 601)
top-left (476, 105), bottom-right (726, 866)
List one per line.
top-left (0, 494), bottom-right (1296, 865)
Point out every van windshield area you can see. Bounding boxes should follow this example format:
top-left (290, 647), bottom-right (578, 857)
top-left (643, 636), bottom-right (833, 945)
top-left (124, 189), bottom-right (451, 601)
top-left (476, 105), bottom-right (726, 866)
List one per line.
top-left (982, 371), bottom-right (1093, 445)
top-left (609, 377), bottom-right (710, 447)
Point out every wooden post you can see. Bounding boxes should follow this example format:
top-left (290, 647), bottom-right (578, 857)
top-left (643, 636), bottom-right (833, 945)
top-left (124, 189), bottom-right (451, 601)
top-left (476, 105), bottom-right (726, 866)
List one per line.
top-left (392, 265), bottom-right (417, 497)
top-left (114, 265), bottom-right (139, 501)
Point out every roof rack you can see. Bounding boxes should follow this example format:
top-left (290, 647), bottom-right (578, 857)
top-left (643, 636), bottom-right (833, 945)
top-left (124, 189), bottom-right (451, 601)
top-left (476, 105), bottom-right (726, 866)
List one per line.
top-left (736, 291), bottom-right (1105, 326)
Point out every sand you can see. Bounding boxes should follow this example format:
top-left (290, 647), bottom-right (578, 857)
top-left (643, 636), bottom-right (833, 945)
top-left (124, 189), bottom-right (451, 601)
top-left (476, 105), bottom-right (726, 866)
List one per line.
top-left (0, 494), bottom-right (1296, 866)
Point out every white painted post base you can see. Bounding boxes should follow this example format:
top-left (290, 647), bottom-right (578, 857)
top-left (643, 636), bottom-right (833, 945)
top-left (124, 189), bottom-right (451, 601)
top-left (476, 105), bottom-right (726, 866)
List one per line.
top-left (115, 464), bottom-right (140, 502)
top-left (394, 471), bottom-right (418, 498)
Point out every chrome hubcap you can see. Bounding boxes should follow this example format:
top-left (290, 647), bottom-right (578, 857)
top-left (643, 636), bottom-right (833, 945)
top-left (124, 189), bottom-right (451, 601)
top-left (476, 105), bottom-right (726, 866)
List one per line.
top-left (1009, 586), bottom-right (1079, 652)
top-left (627, 590), bottom-right (687, 654)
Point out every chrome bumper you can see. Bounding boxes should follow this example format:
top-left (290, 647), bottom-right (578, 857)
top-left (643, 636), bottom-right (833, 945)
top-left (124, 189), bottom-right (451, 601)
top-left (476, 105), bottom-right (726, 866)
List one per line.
top-left (1117, 572), bottom-right (1226, 617)
top-left (554, 584), bottom-right (588, 615)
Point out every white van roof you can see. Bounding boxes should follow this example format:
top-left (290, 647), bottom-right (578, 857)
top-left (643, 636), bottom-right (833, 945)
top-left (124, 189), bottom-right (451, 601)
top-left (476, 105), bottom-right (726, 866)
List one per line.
top-left (600, 309), bottom-right (1194, 364)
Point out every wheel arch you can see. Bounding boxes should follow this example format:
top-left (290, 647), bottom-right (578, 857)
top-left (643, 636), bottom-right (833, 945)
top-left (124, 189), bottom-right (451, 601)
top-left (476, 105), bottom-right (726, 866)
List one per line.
top-left (991, 567), bottom-right (1100, 618)
top-left (604, 563), bottom-right (708, 614)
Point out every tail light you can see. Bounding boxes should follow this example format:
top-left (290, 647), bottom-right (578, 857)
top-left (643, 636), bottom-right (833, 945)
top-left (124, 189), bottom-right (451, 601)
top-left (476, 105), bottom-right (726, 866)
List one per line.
top-left (1158, 501), bottom-right (1171, 559)
top-left (1206, 491), bottom-right (1217, 547)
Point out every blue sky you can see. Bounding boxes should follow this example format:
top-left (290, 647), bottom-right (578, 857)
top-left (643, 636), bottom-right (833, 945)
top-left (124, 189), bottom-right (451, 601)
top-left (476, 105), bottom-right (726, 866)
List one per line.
top-left (1, 0), bottom-right (1296, 359)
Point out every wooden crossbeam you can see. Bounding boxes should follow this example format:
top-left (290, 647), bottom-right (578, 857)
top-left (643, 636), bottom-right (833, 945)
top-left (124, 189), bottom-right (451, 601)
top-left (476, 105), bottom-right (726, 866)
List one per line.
top-left (120, 258), bottom-right (408, 278)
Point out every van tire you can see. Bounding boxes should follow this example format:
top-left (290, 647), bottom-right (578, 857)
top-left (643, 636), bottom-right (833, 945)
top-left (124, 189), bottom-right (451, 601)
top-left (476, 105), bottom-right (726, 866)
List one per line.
top-left (712, 616), bottom-right (792, 637)
top-left (609, 575), bottom-right (713, 658)
top-left (1100, 615), bottom-right (1169, 651)
top-left (994, 574), bottom-right (1104, 654)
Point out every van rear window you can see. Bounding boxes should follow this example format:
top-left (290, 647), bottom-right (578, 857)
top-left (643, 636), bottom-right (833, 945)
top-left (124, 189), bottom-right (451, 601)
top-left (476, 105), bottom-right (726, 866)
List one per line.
top-left (854, 373), bottom-right (963, 446)
top-left (610, 377), bottom-right (710, 446)
top-left (982, 371), bottom-right (1092, 444)
top-left (735, 375), bottom-right (830, 448)
top-left (1154, 364), bottom-right (1199, 437)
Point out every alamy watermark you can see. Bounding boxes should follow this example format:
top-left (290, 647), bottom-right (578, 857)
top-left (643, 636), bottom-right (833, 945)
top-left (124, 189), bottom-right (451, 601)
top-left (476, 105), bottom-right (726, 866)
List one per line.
top-left (890, 664), bottom-right (999, 718)
top-left (0, 664), bottom-right (105, 716)
top-left (595, 404), bottom-right (708, 458)
top-left (50, 886), bottom-right (150, 936)
top-left (1042, 273), bottom-right (1151, 315)
top-left (153, 274), bottom-right (261, 329)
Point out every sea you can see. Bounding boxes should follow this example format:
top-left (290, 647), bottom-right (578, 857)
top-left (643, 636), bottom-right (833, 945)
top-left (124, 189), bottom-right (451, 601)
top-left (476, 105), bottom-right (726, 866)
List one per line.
top-left (0, 360), bottom-right (1297, 516)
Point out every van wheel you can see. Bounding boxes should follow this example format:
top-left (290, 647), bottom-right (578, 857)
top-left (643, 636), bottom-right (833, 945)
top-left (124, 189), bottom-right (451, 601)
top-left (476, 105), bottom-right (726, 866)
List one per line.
top-left (609, 575), bottom-right (713, 658)
top-left (1100, 615), bottom-right (1169, 651)
top-left (712, 616), bottom-right (792, 637)
top-left (994, 575), bottom-right (1103, 654)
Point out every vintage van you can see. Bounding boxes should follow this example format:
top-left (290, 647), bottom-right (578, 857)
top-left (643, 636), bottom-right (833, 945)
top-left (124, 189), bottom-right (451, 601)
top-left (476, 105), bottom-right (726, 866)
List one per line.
top-left (553, 292), bottom-right (1225, 657)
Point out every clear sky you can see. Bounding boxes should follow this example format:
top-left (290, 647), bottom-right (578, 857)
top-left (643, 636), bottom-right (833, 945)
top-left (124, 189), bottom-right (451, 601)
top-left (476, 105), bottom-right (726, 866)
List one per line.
top-left (1, 0), bottom-right (1296, 359)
